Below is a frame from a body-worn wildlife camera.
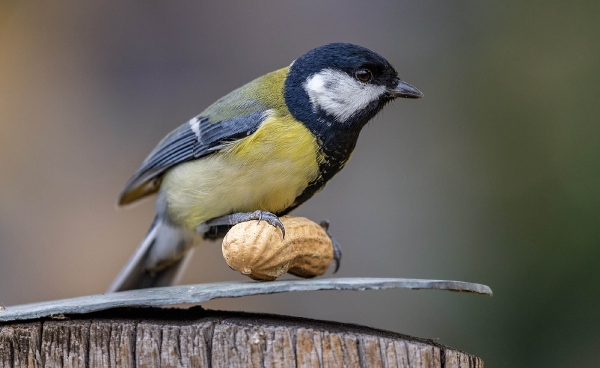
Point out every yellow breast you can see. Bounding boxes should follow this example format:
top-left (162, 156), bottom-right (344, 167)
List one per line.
top-left (161, 114), bottom-right (324, 230)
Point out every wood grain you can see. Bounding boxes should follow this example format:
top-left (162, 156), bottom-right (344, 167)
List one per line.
top-left (0, 308), bottom-right (483, 367)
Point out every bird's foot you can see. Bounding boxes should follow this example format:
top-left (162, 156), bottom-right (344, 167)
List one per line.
top-left (205, 210), bottom-right (285, 238)
top-left (320, 220), bottom-right (342, 273)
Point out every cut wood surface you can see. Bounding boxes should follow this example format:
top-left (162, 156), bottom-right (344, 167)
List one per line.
top-left (0, 307), bottom-right (483, 368)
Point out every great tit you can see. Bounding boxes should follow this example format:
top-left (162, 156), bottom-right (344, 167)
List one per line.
top-left (108, 43), bottom-right (423, 292)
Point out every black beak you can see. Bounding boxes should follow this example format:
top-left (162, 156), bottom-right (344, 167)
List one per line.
top-left (390, 80), bottom-right (424, 99)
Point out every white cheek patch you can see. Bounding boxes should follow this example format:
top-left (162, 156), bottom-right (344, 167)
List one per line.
top-left (303, 69), bottom-right (387, 122)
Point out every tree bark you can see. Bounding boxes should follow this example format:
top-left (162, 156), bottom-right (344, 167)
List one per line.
top-left (0, 307), bottom-right (482, 367)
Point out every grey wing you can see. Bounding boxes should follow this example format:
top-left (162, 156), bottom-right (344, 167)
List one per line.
top-left (118, 111), bottom-right (267, 206)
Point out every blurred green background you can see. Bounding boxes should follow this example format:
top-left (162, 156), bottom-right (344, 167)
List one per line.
top-left (1, 1), bottom-right (599, 366)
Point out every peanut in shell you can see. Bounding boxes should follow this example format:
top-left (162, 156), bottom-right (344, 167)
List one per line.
top-left (222, 216), bottom-right (333, 281)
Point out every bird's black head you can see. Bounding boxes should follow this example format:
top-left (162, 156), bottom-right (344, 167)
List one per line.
top-left (284, 43), bottom-right (422, 135)
top-left (281, 44), bottom-right (423, 211)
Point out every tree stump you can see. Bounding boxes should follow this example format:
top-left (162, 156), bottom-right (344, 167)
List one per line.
top-left (0, 307), bottom-right (482, 367)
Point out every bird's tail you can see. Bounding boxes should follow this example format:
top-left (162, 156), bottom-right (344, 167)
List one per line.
top-left (107, 217), bottom-right (197, 292)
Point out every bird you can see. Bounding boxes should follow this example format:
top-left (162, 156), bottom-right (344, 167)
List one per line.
top-left (108, 43), bottom-right (423, 292)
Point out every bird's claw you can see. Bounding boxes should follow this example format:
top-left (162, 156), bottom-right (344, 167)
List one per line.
top-left (204, 210), bottom-right (285, 238)
top-left (252, 210), bottom-right (285, 238)
top-left (320, 220), bottom-right (342, 273)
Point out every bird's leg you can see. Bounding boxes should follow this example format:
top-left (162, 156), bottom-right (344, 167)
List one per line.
top-left (204, 210), bottom-right (285, 238)
top-left (319, 220), bottom-right (342, 273)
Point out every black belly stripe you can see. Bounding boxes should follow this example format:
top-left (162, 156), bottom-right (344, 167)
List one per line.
top-left (281, 127), bottom-right (361, 215)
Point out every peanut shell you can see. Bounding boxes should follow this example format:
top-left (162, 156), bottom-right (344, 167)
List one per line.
top-left (222, 216), bottom-right (333, 281)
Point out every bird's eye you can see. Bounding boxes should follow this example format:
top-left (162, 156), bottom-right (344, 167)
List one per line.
top-left (354, 69), bottom-right (372, 83)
